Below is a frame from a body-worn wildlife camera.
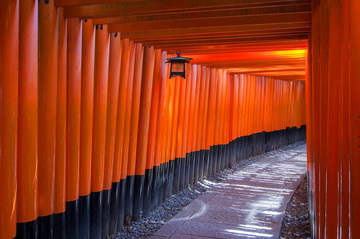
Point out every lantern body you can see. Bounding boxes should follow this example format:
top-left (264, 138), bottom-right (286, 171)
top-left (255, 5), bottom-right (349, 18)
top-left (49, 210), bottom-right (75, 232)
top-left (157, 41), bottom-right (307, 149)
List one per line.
top-left (166, 53), bottom-right (192, 79)
top-left (170, 61), bottom-right (186, 78)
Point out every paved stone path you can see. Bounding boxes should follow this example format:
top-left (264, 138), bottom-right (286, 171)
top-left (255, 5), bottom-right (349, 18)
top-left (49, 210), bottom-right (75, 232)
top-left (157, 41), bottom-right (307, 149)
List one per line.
top-left (151, 143), bottom-right (307, 239)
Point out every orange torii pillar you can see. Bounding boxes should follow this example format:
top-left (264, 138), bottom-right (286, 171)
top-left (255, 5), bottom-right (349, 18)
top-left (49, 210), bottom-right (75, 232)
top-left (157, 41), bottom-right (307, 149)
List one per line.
top-left (144, 49), bottom-right (162, 214)
top-left (231, 74), bottom-right (239, 163)
top-left (206, 68), bottom-right (219, 176)
top-left (112, 38), bottom-right (132, 230)
top-left (17, 0), bottom-right (36, 237)
top-left (132, 46), bottom-right (155, 220)
top-left (121, 41), bottom-right (139, 222)
top-left (178, 63), bottom-right (192, 191)
top-left (91, 24), bottom-right (109, 239)
top-left (161, 62), bottom-right (175, 201)
top-left (200, 67), bottom-right (211, 179)
top-left (214, 70), bottom-right (224, 173)
top-left (167, 75), bottom-right (181, 197)
top-left (191, 65), bottom-right (201, 184)
top-left (38, 1), bottom-right (58, 237)
top-left (196, 66), bottom-right (207, 181)
top-left (66, 18), bottom-right (82, 238)
top-left (105, 32), bottom-right (121, 235)
top-left (173, 69), bottom-right (188, 194)
top-left (151, 51), bottom-right (168, 208)
top-left (79, 18), bottom-right (95, 239)
top-left (105, 32), bottom-right (122, 236)
top-left (185, 65), bottom-right (196, 185)
top-left (55, 8), bottom-right (67, 239)
top-left (0, 0), bottom-right (18, 237)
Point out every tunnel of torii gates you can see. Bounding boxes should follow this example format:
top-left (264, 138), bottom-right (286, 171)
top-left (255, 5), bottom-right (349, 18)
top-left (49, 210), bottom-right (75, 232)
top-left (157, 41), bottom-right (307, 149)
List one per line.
top-left (0, 0), bottom-right (359, 239)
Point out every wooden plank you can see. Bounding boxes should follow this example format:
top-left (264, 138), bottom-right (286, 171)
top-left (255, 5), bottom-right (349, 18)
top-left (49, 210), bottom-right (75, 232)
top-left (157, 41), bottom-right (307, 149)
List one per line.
top-left (136, 28), bottom-right (310, 45)
top-left (164, 40), bottom-right (308, 54)
top-left (149, 33), bottom-right (309, 48)
top-left (108, 12), bottom-right (311, 32)
top-left (64, 0), bottom-right (309, 18)
top-left (120, 22), bottom-right (310, 40)
top-left (56, 0), bottom-right (145, 7)
top-left (93, 3), bottom-right (310, 25)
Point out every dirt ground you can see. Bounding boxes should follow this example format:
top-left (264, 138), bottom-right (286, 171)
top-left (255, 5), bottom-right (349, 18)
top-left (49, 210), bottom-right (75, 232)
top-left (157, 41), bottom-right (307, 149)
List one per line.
top-left (280, 176), bottom-right (311, 239)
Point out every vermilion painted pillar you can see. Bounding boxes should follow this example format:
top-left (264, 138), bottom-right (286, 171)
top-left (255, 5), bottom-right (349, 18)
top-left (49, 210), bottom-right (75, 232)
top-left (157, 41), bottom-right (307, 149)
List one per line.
top-left (55, 8), bottom-right (67, 239)
top-left (17, 0), bottom-right (36, 238)
top-left (206, 69), bottom-right (218, 176)
top-left (79, 18), bottom-right (95, 239)
top-left (66, 18), bottom-right (82, 239)
top-left (350, 0), bottom-right (360, 236)
top-left (339, 1), bottom-right (350, 236)
top-left (223, 71), bottom-right (230, 168)
top-left (122, 41), bottom-right (138, 221)
top-left (38, 1), bottom-right (58, 237)
top-left (214, 70), bottom-right (223, 172)
top-left (200, 67), bottom-right (210, 178)
top-left (133, 45), bottom-right (155, 220)
top-left (145, 49), bottom-right (162, 212)
top-left (232, 75), bottom-right (239, 142)
top-left (186, 65), bottom-right (197, 183)
top-left (112, 38), bottom-right (131, 229)
top-left (191, 65), bottom-right (201, 184)
top-left (167, 75), bottom-right (181, 196)
top-left (91, 24), bottom-right (110, 239)
top-left (105, 32), bottom-right (122, 235)
top-left (103, 32), bottom-right (121, 237)
top-left (153, 51), bottom-right (169, 206)
top-left (162, 61), bottom-right (175, 200)
top-left (0, 0), bottom-right (18, 232)
top-left (197, 66), bottom-right (207, 180)
top-left (173, 68), bottom-right (188, 193)
top-left (224, 72), bottom-right (231, 166)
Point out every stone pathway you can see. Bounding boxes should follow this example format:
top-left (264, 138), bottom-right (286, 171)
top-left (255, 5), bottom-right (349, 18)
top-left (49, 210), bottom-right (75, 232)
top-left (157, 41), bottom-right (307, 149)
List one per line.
top-left (151, 144), bottom-right (307, 239)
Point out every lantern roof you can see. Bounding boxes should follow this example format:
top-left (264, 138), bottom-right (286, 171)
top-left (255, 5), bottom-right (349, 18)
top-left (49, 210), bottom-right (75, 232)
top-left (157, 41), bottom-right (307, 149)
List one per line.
top-left (166, 52), bottom-right (192, 63)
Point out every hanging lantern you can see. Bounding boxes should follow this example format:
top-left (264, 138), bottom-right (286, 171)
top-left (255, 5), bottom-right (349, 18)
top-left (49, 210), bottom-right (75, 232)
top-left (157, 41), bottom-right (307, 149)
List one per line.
top-left (166, 51), bottom-right (192, 79)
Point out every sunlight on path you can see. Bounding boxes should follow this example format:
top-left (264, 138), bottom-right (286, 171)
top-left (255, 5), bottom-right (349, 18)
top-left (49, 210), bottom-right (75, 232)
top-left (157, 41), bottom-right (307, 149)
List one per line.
top-left (152, 143), bottom-right (307, 239)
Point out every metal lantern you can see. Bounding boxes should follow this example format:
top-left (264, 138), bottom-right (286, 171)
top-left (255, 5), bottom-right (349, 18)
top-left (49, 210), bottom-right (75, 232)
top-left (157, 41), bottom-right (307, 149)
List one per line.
top-left (166, 52), bottom-right (192, 79)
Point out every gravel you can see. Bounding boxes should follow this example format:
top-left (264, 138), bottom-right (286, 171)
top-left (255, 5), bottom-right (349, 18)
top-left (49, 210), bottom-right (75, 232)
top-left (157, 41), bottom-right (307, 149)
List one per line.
top-left (109, 141), bottom-right (306, 239)
top-left (280, 175), bottom-right (311, 239)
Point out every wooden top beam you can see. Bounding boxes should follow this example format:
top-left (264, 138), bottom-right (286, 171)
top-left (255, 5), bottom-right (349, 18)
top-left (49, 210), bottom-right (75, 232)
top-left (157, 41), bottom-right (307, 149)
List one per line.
top-left (107, 12), bottom-right (310, 33)
top-left (120, 22), bottom-right (310, 41)
top-left (55, 0), bottom-right (145, 7)
top-left (93, 3), bottom-right (310, 25)
top-left (164, 40), bottom-right (308, 54)
top-left (135, 28), bottom-right (309, 46)
top-left (150, 33), bottom-right (308, 49)
top-left (63, 0), bottom-right (310, 18)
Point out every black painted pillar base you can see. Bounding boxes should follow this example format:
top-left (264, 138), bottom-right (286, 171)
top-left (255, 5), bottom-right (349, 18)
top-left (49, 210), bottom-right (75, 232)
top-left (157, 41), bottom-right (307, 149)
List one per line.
top-left (54, 213), bottom-right (65, 239)
top-left (124, 175), bottom-right (135, 222)
top-left (66, 199), bottom-right (79, 239)
top-left (198, 150), bottom-right (205, 181)
top-left (203, 150), bottom-right (209, 179)
top-left (101, 189), bottom-right (111, 238)
top-left (179, 157), bottom-right (186, 191)
top-left (143, 168), bottom-right (153, 217)
top-left (193, 151), bottom-right (200, 185)
top-left (133, 174), bottom-right (145, 221)
top-left (79, 194), bottom-right (90, 239)
top-left (161, 162), bottom-right (168, 203)
top-left (166, 159), bottom-right (175, 199)
top-left (109, 182), bottom-right (120, 235)
top-left (116, 178), bottom-right (126, 231)
top-left (151, 165), bottom-right (160, 210)
top-left (173, 158), bottom-right (181, 194)
top-left (184, 154), bottom-right (190, 187)
top-left (90, 191), bottom-right (102, 239)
